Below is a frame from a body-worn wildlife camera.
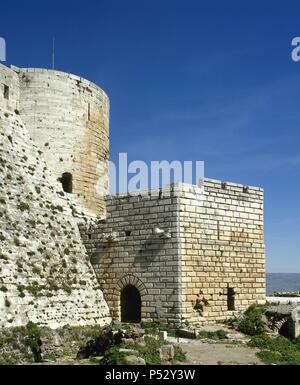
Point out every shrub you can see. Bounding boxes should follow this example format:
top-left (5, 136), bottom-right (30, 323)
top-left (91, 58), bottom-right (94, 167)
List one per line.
top-left (25, 322), bottom-right (42, 363)
top-left (0, 286), bottom-right (8, 292)
top-left (118, 335), bottom-right (186, 365)
top-left (249, 334), bottom-right (300, 365)
top-left (237, 305), bottom-right (266, 336)
top-left (140, 321), bottom-right (160, 335)
top-left (102, 346), bottom-right (127, 365)
top-left (18, 202), bottom-right (30, 212)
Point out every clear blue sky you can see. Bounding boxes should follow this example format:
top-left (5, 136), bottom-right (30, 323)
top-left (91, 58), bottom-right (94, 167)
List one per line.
top-left (2, 0), bottom-right (300, 273)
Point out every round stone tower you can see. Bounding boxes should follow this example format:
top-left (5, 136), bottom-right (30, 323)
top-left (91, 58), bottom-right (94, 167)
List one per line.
top-left (16, 67), bottom-right (109, 216)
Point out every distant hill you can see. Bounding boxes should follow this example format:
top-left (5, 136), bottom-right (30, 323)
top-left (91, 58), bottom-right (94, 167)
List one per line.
top-left (266, 273), bottom-right (300, 295)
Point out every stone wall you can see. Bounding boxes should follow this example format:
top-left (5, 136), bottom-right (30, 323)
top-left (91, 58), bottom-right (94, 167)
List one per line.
top-left (178, 181), bottom-right (265, 324)
top-left (0, 75), bottom-right (111, 328)
top-left (80, 186), bottom-right (183, 326)
top-left (80, 182), bottom-right (265, 326)
top-left (1, 64), bottom-right (110, 216)
top-left (0, 64), bottom-right (19, 112)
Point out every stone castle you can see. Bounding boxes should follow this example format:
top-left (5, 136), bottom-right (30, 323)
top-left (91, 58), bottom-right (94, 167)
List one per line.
top-left (0, 63), bottom-right (265, 329)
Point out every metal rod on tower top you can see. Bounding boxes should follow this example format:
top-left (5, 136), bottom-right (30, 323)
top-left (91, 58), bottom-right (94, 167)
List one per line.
top-left (52, 37), bottom-right (55, 70)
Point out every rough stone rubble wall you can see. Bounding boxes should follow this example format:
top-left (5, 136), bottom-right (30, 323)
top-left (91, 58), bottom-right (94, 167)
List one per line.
top-left (17, 66), bottom-right (109, 217)
top-left (0, 63), bottom-right (111, 328)
top-left (0, 64), bottom-right (19, 112)
top-left (80, 187), bottom-right (183, 326)
top-left (179, 181), bottom-right (265, 324)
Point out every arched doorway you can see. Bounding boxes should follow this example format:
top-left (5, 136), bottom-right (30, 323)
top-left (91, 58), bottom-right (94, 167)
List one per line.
top-left (120, 284), bottom-right (141, 323)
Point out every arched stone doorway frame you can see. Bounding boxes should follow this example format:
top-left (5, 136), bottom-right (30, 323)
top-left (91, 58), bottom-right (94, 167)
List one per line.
top-left (114, 275), bottom-right (147, 321)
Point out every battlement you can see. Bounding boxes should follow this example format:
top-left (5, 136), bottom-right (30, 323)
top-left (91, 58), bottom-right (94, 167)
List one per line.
top-left (104, 179), bottom-right (263, 205)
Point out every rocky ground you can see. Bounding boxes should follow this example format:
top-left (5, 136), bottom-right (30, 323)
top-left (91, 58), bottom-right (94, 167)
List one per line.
top-left (170, 325), bottom-right (263, 365)
top-left (1, 303), bottom-right (300, 365)
top-left (34, 326), bottom-right (263, 366)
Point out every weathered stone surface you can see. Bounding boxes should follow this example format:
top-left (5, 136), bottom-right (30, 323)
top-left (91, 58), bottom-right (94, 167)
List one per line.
top-left (0, 63), bottom-right (111, 329)
top-left (291, 306), bottom-right (300, 338)
top-left (119, 348), bottom-right (139, 356)
top-left (0, 61), bottom-right (266, 330)
top-left (117, 355), bottom-right (146, 365)
top-left (81, 181), bottom-right (265, 326)
top-left (158, 345), bottom-right (174, 362)
top-left (159, 331), bottom-right (168, 340)
top-left (122, 325), bottom-right (145, 339)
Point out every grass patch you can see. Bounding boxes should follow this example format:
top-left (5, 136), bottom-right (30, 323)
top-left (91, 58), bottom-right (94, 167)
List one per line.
top-left (197, 329), bottom-right (228, 340)
top-left (103, 336), bottom-right (186, 365)
top-left (248, 334), bottom-right (300, 365)
top-left (225, 304), bottom-right (267, 336)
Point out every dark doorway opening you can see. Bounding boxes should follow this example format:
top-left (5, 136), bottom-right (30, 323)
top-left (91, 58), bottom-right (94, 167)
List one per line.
top-left (227, 287), bottom-right (235, 311)
top-left (121, 284), bottom-right (141, 323)
top-left (59, 172), bottom-right (73, 193)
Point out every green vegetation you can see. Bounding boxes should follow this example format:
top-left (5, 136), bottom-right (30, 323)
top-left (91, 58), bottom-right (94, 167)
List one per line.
top-left (14, 237), bottom-right (21, 246)
top-left (197, 329), bottom-right (228, 340)
top-left (64, 248), bottom-right (70, 255)
top-left (5, 298), bottom-right (11, 307)
top-left (102, 345), bottom-right (127, 365)
top-left (103, 336), bottom-right (186, 365)
top-left (140, 321), bottom-right (160, 335)
top-left (18, 202), bottom-right (30, 212)
top-left (249, 335), bottom-right (300, 365)
top-left (225, 304), bottom-right (267, 336)
top-left (237, 305), bottom-right (266, 336)
top-left (25, 322), bottom-right (42, 363)
top-left (32, 266), bottom-right (41, 275)
top-left (140, 321), bottom-right (178, 337)
top-left (0, 157), bottom-right (7, 168)
top-left (0, 286), bottom-right (8, 292)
